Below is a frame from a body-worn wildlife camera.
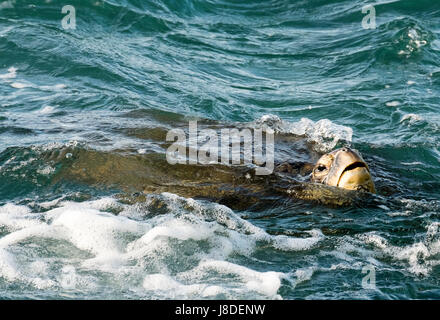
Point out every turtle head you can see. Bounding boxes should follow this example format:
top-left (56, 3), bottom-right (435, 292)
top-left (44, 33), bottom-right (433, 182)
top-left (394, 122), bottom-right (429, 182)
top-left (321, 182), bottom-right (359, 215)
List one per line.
top-left (311, 147), bottom-right (376, 193)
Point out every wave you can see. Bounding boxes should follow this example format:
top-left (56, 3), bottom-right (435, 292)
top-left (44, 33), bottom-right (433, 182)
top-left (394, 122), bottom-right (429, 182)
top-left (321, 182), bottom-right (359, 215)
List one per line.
top-left (1, 191), bottom-right (439, 299)
top-left (0, 193), bottom-right (326, 299)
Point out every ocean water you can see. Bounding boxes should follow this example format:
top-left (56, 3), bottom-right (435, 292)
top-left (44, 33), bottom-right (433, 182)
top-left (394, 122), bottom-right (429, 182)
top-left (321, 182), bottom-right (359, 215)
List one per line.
top-left (1, 0), bottom-right (440, 299)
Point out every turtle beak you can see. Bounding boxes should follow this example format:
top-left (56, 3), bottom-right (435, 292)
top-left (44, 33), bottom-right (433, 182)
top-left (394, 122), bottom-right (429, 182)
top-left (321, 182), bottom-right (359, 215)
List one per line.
top-left (324, 148), bottom-right (376, 193)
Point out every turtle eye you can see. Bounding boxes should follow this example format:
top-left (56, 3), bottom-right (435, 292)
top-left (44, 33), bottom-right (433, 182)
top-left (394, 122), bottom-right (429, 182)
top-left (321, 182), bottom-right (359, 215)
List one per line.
top-left (316, 165), bottom-right (327, 172)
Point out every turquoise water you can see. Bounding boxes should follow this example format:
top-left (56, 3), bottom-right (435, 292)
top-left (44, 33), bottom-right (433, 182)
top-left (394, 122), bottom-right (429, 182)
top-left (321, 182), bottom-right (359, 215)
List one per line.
top-left (1, 0), bottom-right (440, 299)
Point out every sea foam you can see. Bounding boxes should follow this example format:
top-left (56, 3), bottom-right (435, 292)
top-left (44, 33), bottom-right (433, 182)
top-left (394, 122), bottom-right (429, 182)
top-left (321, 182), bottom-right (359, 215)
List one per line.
top-left (0, 194), bottom-right (322, 298)
top-left (252, 114), bottom-right (353, 152)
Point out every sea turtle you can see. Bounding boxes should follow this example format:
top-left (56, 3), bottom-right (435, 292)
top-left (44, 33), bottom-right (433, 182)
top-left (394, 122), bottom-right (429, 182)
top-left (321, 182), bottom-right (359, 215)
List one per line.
top-left (50, 139), bottom-right (376, 208)
top-left (310, 147), bottom-right (375, 193)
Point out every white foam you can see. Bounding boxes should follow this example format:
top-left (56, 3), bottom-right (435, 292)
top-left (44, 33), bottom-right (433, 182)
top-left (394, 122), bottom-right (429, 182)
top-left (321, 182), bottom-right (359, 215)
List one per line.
top-left (359, 233), bottom-right (388, 249)
top-left (253, 114), bottom-right (353, 152)
top-left (31, 140), bottom-right (79, 153)
top-left (408, 28), bottom-right (427, 48)
top-left (386, 101), bottom-right (400, 107)
top-left (0, 203), bottom-right (43, 232)
top-left (0, 1), bottom-right (14, 10)
top-left (0, 203), bottom-right (31, 216)
top-left (37, 165), bottom-right (55, 175)
top-left (39, 197), bottom-right (65, 209)
top-left (148, 193), bottom-right (323, 253)
top-left (394, 243), bottom-right (431, 275)
top-left (0, 239), bottom-right (56, 289)
top-left (5, 192), bottom-right (438, 297)
top-left (51, 207), bottom-right (146, 256)
top-left (0, 67), bottom-right (16, 79)
top-left (271, 229), bottom-right (323, 251)
top-left (143, 273), bottom-right (181, 291)
top-left (401, 113), bottom-right (423, 123)
top-left (0, 248), bottom-right (20, 281)
top-left (386, 210), bottom-right (411, 217)
top-left (61, 197), bottom-right (122, 212)
top-left (10, 82), bottom-right (28, 89)
top-left (0, 225), bottom-right (56, 248)
top-left (136, 219), bottom-right (213, 244)
top-left (357, 226), bottom-right (440, 276)
top-left (401, 161), bottom-right (423, 166)
top-left (179, 260), bottom-right (283, 298)
top-left (142, 273), bottom-right (225, 298)
top-left (38, 84), bottom-right (66, 91)
top-left (38, 106), bottom-right (55, 114)
top-left (398, 28), bottom-right (428, 57)
top-left (0, 194), bottom-right (326, 298)
top-left (290, 267), bottom-right (316, 288)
